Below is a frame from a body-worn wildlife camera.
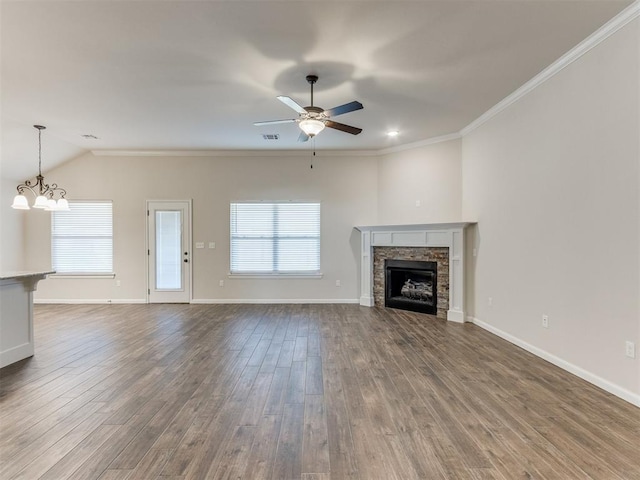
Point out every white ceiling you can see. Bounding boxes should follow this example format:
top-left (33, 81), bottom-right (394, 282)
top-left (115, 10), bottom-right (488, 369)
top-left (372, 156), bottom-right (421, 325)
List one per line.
top-left (0, 0), bottom-right (633, 180)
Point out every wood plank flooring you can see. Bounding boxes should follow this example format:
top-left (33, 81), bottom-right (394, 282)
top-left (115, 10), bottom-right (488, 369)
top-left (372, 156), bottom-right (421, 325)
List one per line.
top-left (1, 304), bottom-right (639, 479)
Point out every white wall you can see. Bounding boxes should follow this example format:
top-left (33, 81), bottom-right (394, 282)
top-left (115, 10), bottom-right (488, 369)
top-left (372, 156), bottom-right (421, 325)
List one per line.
top-left (377, 139), bottom-right (462, 224)
top-left (462, 19), bottom-right (639, 399)
top-left (26, 153), bottom-right (379, 303)
top-left (0, 178), bottom-right (25, 272)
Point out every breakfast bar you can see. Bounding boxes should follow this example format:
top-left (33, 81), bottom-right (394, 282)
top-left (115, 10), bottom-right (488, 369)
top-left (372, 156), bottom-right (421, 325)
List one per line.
top-left (0, 270), bottom-right (53, 368)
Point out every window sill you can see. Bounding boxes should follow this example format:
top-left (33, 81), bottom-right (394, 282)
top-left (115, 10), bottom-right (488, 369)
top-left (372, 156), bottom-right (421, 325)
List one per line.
top-left (228, 273), bottom-right (323, 279)
top-left (50, 274), bottom-right (116, 279)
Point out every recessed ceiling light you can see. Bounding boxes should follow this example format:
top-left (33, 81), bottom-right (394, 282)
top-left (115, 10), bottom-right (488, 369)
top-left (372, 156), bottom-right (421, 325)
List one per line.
top-left (387, 130), bottom-right (399, 137)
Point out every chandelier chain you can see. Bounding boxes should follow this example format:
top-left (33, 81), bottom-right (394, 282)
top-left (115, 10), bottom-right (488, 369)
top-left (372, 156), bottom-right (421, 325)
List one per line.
top-left (38, 127), bottom-right (42, 175)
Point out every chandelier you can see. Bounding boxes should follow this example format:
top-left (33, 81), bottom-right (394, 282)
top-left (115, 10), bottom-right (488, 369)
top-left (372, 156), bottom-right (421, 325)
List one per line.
top-left (11, 125), bottom-right (70, 211)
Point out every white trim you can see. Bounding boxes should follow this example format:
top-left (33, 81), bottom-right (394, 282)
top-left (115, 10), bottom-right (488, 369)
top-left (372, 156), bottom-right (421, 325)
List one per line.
top-left (469, 316), bottom-right (640, 408)
top-left (91, 149), bottom-right (379, 158)
top-left (355, 222), bottom-right (474, 232)
top-left (377, 133), bottom-right (462, 155)
top-left (360, 296), bottom-right (374, 307)
top-left (190, 298), bottom-right (359, 305)
top-left (146, 200), bottom-right (193, 304)
top-left (460, 1), bottom-right (640, 137)
top-left (228, 273), bottom-right (323, 279)
top-left (0, 343), bottom-right (34, 369)
top-left (447, 310), bottom-right (465, 323)
top-left (34, 299), bottom-right (147, 304)
top-left (49, 274), bottom-right (116, 279)
top-left (92, 137), bottom-right (462, 159)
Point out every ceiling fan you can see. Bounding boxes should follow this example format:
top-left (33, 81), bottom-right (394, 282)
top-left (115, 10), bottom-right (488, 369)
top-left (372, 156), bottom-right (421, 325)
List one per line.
top-left (254, 75), bottom-right (363, 142)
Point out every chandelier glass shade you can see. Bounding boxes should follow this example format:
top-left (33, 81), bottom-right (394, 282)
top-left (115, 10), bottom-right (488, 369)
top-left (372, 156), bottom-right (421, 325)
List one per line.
top-left (299, 118), bottom-right (325, 137)
top-left (11, 125), bottom-right (70, 211)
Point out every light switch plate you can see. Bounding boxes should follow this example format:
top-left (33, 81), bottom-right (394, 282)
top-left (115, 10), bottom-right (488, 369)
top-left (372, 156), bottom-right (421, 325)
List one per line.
top-left (195, 242), bottom-right (204, 249)
top-left (209, 242), bottom-right (216, 249)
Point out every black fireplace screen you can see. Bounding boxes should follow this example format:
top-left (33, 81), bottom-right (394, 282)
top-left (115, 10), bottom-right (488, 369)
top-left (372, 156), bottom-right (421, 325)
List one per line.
top-left (385, 259), bottom-right (437, 315)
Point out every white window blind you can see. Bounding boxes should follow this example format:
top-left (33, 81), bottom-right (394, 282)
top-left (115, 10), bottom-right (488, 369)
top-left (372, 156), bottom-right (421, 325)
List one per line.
top-left (230, 203), bottom-right (320, 274)
top-left (51, 201), bottom-right (113, 274)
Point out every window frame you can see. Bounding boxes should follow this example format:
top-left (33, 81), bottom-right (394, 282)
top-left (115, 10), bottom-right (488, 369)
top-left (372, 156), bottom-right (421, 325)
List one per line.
top-left (229, 202), bottom-right (322, 278)
top-left (50, 200), bottom-right (114, 277)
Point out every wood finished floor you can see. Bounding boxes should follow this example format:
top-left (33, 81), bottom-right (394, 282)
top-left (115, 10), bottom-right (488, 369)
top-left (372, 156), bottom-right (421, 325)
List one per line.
top-left (1, 304), bottom-right (639, 480)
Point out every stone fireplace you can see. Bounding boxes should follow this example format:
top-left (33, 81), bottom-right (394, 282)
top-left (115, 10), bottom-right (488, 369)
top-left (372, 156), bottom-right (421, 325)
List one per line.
top-left (374, 249), bottom-right (448, 319)
top-left (355, 223), bottom-right (473, 323)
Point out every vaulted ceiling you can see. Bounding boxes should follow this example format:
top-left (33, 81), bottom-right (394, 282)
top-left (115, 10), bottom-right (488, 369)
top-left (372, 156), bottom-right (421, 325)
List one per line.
top-left (1, 0), bottom-right (634, 180)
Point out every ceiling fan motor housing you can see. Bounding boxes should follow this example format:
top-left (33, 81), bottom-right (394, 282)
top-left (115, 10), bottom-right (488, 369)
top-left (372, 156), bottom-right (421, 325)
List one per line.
top-left (304, 106), bottom-right (324, 119)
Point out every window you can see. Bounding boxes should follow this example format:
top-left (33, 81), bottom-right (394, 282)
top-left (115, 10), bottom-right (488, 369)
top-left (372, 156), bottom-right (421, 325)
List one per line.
top-left (230, 202), bottom-right (320, 274)
top-left (51, 201), bottom-right (113, 274)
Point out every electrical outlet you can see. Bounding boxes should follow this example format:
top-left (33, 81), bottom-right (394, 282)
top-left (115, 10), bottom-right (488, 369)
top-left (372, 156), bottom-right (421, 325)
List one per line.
top-left (488, 297), bottom-right (493, 307)
top-left (542, 315), bottom-right (549, 328)
top-left (219, 280), bottom-right (224, 287)
top-left (335, 280), bottom-right (341, 287)
top-left (115, 280), bottom-right (121, 287)
top-left (415, 200), bottom-right (421, 207)
top-left (472, 248), bottom-right (477, 257)
top-left (625, 341), bottom-right (636, 358)
top-left (209, 242), bottom-right (216, 249)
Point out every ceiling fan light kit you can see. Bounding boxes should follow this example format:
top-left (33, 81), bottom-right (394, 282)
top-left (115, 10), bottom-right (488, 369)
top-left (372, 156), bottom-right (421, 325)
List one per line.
top-left (255, 74), bottom-right (363, 142)
top-left (299, 118), bottom-right (325, 137)
top-left (11, 125), bottom-right (70, 212)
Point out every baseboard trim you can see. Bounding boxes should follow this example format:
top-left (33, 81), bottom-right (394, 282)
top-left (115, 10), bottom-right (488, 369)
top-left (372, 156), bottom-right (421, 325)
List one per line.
top-left (447, 309), bottom-right (465, 323)
top-left (359, 296), bottom-right (374, 307)
top-left (34, 299), bottom-right (147, 304)
top-left (468, 316), bottom-right (640, 408)
top-left (35, 298), bottom-right (360, 305)
top-left (0, 342), bottom-right (34, 369)
top-left (191, 298), bottom-right (360, 305)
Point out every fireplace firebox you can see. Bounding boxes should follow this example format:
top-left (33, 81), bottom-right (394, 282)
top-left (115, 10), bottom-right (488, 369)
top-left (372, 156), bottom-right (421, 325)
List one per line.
top-left (385, 259), bottom-right (437, 315)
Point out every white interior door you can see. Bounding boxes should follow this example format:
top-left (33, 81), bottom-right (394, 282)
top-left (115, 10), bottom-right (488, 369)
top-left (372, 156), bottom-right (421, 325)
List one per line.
top-left (147, 201), bottom-right (191, 303)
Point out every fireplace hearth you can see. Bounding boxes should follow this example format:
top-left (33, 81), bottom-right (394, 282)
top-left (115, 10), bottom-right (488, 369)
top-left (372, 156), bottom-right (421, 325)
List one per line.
top-left (385, 259), bottom-right (437, 315)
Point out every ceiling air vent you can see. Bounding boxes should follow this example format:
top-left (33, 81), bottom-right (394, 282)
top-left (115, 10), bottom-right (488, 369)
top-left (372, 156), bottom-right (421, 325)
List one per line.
top-left (262, 134), bottom-right (279, 140)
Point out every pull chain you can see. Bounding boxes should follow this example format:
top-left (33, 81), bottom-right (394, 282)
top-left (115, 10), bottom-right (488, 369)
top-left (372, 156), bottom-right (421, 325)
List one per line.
top-left (310, 137), bottom-right (316, 169)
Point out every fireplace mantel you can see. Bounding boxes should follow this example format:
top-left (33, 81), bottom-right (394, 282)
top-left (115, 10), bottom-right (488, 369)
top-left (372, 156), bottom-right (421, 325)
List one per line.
top-left (355, 222), bottom-right (475, 323)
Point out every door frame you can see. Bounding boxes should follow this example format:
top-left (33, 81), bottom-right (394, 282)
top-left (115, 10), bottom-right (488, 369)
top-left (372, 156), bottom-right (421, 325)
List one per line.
top-left (145, 199), bottom-right (193, 303)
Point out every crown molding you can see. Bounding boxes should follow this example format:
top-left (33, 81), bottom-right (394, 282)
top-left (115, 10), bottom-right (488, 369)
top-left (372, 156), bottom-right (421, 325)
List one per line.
top-left (90, 149), bottom-right (380, 158)
top-left (460, 0), bottom-right (640, 137)
top-left (377, 132), bottom-right (462, 155)
top-left (90, 135), bottom-right (461, 159)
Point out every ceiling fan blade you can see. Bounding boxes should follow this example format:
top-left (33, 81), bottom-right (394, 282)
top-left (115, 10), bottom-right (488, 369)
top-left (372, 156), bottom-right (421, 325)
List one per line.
top-left (277, 96), bottom-right (307, 114)
top-left (253, 119), bottom-right (296, 126)
top-left (325, 120), bottom-right (362, 135)
top-left (323, 101), bottom-right (363, 118)
top-left (298, 131), bottom-right (310, 143)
